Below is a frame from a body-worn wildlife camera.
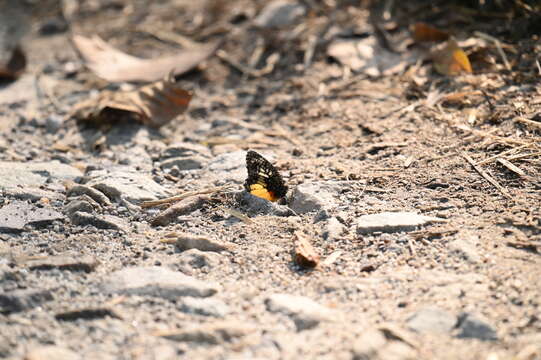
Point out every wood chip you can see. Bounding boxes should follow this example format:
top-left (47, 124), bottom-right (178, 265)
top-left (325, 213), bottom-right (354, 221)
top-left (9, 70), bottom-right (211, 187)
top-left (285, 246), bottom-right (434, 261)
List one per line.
top-left (151, 195), bottom-right (209, 227)
top-left (293, 231), bottom-right (320, 269)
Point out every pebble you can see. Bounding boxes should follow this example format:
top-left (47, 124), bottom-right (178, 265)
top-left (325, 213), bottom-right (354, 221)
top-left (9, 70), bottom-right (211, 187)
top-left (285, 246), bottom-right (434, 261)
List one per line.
top-left (158, 321), bottom-right (251, 344)
top-left (0, 201), bottom-right (64, 232)
top-left (66, 185), bottom-right (112, 207)
top-left (23, 254), bottom-right (99, 272)
top-left (322, 217), bottom-right (344, 241)
top-left (4, 187), bottom-right (64, 202)
top-left (25, 346), bottom-right (81, 360)
top-left (265, 293), bottom-right (334, 331)
top-left (177, 297), bottom-right (230, 317)
top-left (85, 168), bottom-right (170, 203)
top-left (100, 266), bottom-right (218, 300)
top-left (356, 212), bottom-right (446, 234)
top-left (172, 234), bottom-right (232, 252)
top-left (254, 0), bottom-right (306, 28)
top-left (161, 142), bottom-right (212, 159)
top-left (64, 199), bottom-right (95, 216)
top-left (176, 249), bottom-right (224, 274)
top-left (0, 161), bottom-right (82, 191)
top-left (456, 312), bottom-right (498, 341)
top-left (0, 288), bottom-right (53, 314)
top-left (352, 327), bottom-right (417, 360)
top-left (290, 182), bottom-right (339, 214)
top-left (160, 156), bottom-right (207, 171)
top-left (238, 192), bottom-right (295, 217)
top-left (406, 307), bottom-right (457, 334)
top-left (69, 211), bottom-right (129, 233)
top-left (45, 114), bottom-right (63, 133)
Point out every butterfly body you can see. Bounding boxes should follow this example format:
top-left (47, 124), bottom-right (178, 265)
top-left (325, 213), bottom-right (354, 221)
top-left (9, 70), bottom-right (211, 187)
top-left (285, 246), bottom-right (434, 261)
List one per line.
top-left (244, 150), bottom-right (288, 202)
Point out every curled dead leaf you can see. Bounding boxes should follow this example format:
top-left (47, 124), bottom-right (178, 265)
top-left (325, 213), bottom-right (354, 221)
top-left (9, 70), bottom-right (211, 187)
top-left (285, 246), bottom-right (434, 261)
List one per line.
top-left (431, 38), bottom-right (472, 76)
top-left (72, 75), bottom-right (192, 128)
top-left (412, 23), bottom-right (449, 43)
top-left (72, 34), bottom-right (220, 82)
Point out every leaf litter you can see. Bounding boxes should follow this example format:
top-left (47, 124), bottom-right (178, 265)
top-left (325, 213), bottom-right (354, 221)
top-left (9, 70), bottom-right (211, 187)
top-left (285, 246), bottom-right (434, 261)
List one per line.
top-left (71, 74), bottom-right (192, 128)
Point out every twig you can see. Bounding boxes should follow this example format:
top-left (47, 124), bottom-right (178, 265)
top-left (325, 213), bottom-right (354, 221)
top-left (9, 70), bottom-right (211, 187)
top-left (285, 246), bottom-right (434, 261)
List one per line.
top-left (141, 185), bottom-right (232, 208)
top-left (222, 208), bottom-right (254, 224)
top-left (476, 144), bottom-right (528, 165)
top-left (461, 152), bottom-right (512, 199)
top-left (497, 158), bottom-right (525, 177)
top-left (217, 50), bottom-right (279, 77)
top-left (515, 116), bottom-right (541, 130)
top-left (474, 31), bottom-right (511, 71)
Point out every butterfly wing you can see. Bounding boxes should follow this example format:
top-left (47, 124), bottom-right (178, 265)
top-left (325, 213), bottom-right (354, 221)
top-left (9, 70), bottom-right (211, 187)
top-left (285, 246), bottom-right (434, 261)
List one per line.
top-left (244, 150), bottom-right (288, 202)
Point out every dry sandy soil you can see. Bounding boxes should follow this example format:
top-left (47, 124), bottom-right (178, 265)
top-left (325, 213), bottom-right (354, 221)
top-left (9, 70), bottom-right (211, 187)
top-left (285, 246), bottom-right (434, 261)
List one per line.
top-left (0, 1), bottom-right (540, 359)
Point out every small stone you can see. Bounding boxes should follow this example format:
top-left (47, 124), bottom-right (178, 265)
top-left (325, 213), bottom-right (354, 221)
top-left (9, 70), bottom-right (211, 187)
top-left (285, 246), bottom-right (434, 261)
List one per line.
top-left (290, 182), bottom-right (339, 214)
top-left (356, 212), bottom-right (446, 234)
top-left (0, 201), bottom-right (64, 232)
top-left (265, 293), bottom-right (334, 331)
top-left (254, 0), bottom-right (305, 28)
top-left (4, 187), bottom-right (64, 202)
top-left (26, 346), bottom-right (81, 360)
top-left (322, 217), bottom-right (344, 241)
top-left (352, 328), bottom-right (417, 360)
top-left (69, 211), bottom-right (129, 232)
top-left (456, 312), bottom-right (498, 341)
top-left (448, 233), bottom-right (481, 264)
top-left (161, 142), bottom-right (212, 159)
top-left (158, 321), bottom-right (251, 344)
top-left (66, 184), bottom-right (111, 207)
top-left (24, 254), bottom-right (99, 272)
top-left (85, 168), bottom-right (170, 203)
top-left (0, 288), bottom-right (53, 314)
top-left (173, 234), bottom-right (232, 252)
top-left (64, 199), bottom-right (94, 216)
top-left (238, 192), bottom-right (295, 217)
top-left (0, 161), bottom-right (82, 191)
top-left (176, 249), bottom-right (223, 273)
top-left (100, 266), bottom-right (218, 299)
top-left (178, 297), bottom-right (230, 317)
top-left (407, 307), bottom-right (457, 334)
top-left (160, 156), bottom-right (207, 171)
top-left (45, 114), bottom-right (63, 133)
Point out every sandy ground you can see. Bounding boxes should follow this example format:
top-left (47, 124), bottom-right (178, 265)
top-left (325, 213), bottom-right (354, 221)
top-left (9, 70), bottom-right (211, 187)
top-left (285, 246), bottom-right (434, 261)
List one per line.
top-left (0, 1), bottom-right (540, 359)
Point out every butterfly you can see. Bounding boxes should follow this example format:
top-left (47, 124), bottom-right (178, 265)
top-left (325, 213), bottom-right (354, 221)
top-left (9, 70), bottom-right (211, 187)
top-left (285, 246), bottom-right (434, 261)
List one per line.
top-left (244, 150), bottom-right (288, 202)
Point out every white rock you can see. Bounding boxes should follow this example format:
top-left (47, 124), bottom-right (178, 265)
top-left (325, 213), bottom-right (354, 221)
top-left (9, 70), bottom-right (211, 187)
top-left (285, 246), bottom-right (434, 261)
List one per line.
top-left (356, 212), bottom-right (446, 234)
top-left (100, 266), bottom-right (218, 299)
top-left (265, 293), bottom-right (334, 331)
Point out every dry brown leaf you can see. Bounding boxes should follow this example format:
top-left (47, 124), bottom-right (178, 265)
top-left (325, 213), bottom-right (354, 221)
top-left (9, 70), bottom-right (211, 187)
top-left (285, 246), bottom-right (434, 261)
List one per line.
top-left (72, 34), bottom-right (220, 82)
top-left (432, 38), bottom-right (472, 76)
top-left (412, 23), bottom-right (450, 43)
top-left (72, 75), bottom-right (192, 128)
top-left (294, 231), bottom-right (320, 269)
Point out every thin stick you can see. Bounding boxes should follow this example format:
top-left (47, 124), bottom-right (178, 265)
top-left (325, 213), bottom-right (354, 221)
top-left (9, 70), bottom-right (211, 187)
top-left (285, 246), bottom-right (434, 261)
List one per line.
top-left (476, 144), bottom-right (528, 165)
top-left (222, 208), bottom-right (254, 224)
top-left (141, 185), bottom-right (232, 208)
top-left (474, 31), bottom-right (511, 71)
top-left (462, 152), bottom-right (512, 199)
top-left (497, 158), bottom-right (525, 177)
top-left (515, 117), bottom-right (541, 130)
